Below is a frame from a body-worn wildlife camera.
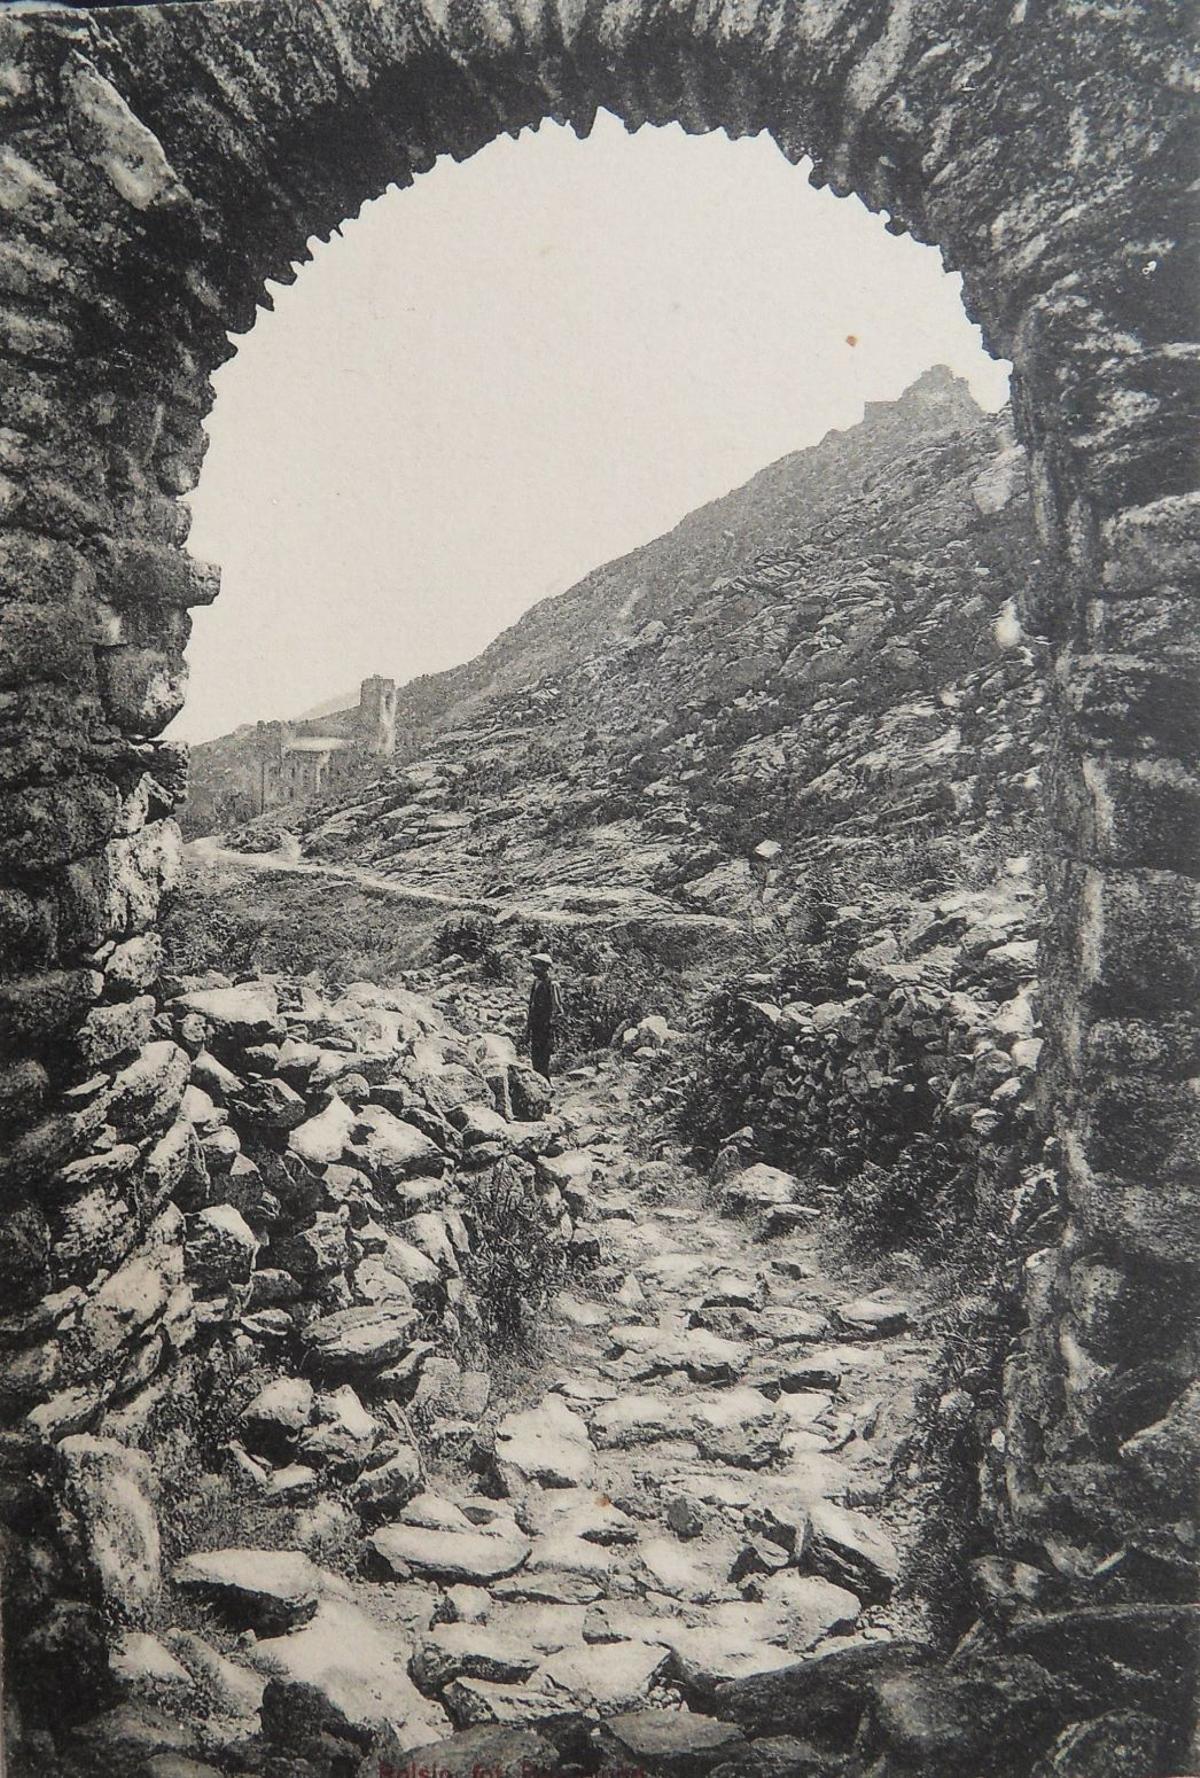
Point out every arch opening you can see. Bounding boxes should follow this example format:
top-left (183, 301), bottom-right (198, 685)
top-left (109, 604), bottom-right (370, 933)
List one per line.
top-left (176, 111), bottom-right (1011, 748)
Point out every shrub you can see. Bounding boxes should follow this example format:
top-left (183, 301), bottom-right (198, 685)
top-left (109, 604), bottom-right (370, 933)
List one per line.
top-left (837, 1137), bottom-right (968, 1255)
top-left (434, 913), bottom-right (498, 962)
top-left (461, 1159), bottom-right (567, 1351)
top-left (896, 1145), bottom-right (1062, 1644)
top-left (159, 882), bottom-right (261, 978)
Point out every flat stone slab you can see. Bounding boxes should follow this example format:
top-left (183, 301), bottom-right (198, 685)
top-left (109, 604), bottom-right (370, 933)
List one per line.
top-left (172, 1549), bottom-right (320, 1636)
top-left (775, 1390), bottom-right (835, 1427)
top-left (610, 1324), bottom-right (751, 1384)
top-left (549, 1373), bottom-right (618, 1404)
top-left (410, 1623), bottom-right (541, 1694)
top-left (369, 1524), bottom-right (531, 1585)
top-left (494, 1393), bottom-right (595, 1491)
top-left (698, 1269), bottom-right (766, 1310)
top-left (520, 1494), bottom-right (639, 1546)
top-left (757, 1306), bottom-right (832, 1346)
top-left (834, 1292), bottom-right (914, 1338)
top-left (656, 1600), bottom-right (799, 1684)
top-left (805, 1499), bottom-right (901, 1601)
top-left (541, 1637), bottom-right (671, 1710)
top-left (490, 1568), bottom-right (605, 1606)
top-left (637, 1535), bottom-right (726, 1603)
top-left (694, 1387), bottom-right (789, 1468)
top-left (301, 1303), bottom-right (420, 1375)
top-left (552, 1293), bottom-right (612, 1329)
top-left (638, 1251), bottom-right (711, 1287)
top-left (760, 1571), bottom-right (862, 1649)
top-left (536, 1149), bottom-right (596, 1190)
top-left (440, 1673), bottom-right (561, 1730)
top-left (597, 1707), bottom-right (749, 1776)
top-left (398, 1492), bottom-right (475, 1532)
top-left (525, 1531), bottom-right (614, 1582)
top-left (592, 1392), bottom-right (690, 1448)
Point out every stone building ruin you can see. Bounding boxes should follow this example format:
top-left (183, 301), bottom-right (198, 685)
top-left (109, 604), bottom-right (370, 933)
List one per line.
top-left (0, 0), bottom-right (1193, 1768)
top-left (250, 675), bottom-right (398, 812)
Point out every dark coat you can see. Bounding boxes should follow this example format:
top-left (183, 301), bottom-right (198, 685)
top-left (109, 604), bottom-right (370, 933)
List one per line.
top-left (527, 974), bottom-right (564, 1037)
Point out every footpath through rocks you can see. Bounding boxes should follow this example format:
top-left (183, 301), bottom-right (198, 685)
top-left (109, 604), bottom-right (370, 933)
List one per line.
top-left (59, 959), bottom-right (934, 1778)
top-left (369, 1046), bottom-right (932, 1778)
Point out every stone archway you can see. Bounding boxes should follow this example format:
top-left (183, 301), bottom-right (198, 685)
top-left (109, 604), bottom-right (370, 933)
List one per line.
top-left (0, 0), bottom-right (1194, 1764)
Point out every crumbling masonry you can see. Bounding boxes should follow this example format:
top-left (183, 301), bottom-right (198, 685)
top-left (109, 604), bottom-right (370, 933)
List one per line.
top-left (0, 0), bottom-right (1194, 1767)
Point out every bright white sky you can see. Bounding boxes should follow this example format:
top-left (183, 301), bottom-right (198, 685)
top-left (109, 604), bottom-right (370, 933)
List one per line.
top-left (179, 112), bottom-right (1009, 743)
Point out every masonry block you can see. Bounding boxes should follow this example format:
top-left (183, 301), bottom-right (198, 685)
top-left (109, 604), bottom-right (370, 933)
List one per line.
top-left (1101, 493), bottom-right (1200, 597)
top-left (96, 645), bottom-right (188, 735)
top-left (101, 539), bottom-right (219, 610)
top-left (1049, 749), bottom-right (1200, 875)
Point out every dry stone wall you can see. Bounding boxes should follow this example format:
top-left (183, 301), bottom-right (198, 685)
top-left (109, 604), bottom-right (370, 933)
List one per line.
top-left (0, 0), bottom-right (1195, 1769)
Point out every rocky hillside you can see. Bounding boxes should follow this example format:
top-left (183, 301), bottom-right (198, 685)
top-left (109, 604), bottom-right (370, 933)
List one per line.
top-left (212, 365), bottom-right (1045, 928)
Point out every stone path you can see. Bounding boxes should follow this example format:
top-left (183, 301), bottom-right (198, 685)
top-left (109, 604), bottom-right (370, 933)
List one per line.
top-left (187, 834), bottom-right (741, 939)
top-left (346, 1047), bottom-right (932, 1767)
top-left (113, 985), bottom-right (932, 1778)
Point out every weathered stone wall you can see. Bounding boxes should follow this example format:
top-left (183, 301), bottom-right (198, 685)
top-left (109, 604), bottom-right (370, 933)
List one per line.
top-left (0, 0), bottom-right (1194, 1766)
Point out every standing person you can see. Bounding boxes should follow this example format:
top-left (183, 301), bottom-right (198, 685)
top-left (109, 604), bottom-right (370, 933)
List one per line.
top-left (526, 951), bottom-right (564, 1082)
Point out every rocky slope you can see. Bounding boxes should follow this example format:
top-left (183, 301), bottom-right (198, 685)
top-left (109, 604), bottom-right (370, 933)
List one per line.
top-left (203, 365), bottom-right (1045, 931)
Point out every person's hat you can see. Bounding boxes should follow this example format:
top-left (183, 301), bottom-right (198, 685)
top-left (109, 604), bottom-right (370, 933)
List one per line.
top-left (531, 952), bottom-right (553, 967)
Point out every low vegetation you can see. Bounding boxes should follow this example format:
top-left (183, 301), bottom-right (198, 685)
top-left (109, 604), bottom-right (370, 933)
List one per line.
top-left (161, 861), bottom-right (452, 984)
top-left (460, 1158), bottom-right (568, 1351)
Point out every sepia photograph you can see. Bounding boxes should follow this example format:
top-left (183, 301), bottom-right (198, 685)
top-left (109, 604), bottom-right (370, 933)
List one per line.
top-left (0, 0), bottom-right (1193, 1774)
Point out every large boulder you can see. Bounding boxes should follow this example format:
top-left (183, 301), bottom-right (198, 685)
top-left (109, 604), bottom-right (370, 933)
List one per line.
top-left (289, 1096), bottom-right (356, 1168)
top-left (74, 1206), bottom-right (185, 1360)
top-left (366, 1723), bottom-right (560, 1778)
top-left (101, 1043), bottom-right (191, 1143)
top-left (350, 1443), bottom-right (423, 1518)
top-left (804, 1499), bottom-right (900, 1602)
top-left (508, 1062), bottom-right (552, 1121)
top-left (238, 1377), bottom-right (314, 1456)
top-left (255, 1596), bottom-right (448, 1752)
top-left (712, 1640), bottom-right (932, 1745)
top-left (171, 985), bottom-right (283, 1049)
top-left (343, 1105), bottom-right (447, 1185)
top-left (227, 1077), bottom-right (308, 1133)
top-left (172, 1549), bottom-right (320, 1636)
top-left (273, 1211), bottom-right (354, 1283)
top-left (596, 1708), bottom-right (748, 1776)
top-left (719, 1163), bottom-right (801, 1218)
top-left (298, 1386), bottom-right (380, 1471)
top-left (57, 1436), bottom-right (161, 1622)
top-left (860, 1655), bottom-right (1076, 1776)
top-left (184, 1205), bottom-right (258, 1292)
top-left (418, 1063), bottom-right (491, 1118)
top-left (301, 1303), bottom-right (420, 1378)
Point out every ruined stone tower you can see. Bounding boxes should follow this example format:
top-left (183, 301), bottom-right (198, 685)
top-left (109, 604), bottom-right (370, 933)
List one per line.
top-left (356, 676), bottom-right (398, 757)
top-left (252, 719), bottom-right (286, 813)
